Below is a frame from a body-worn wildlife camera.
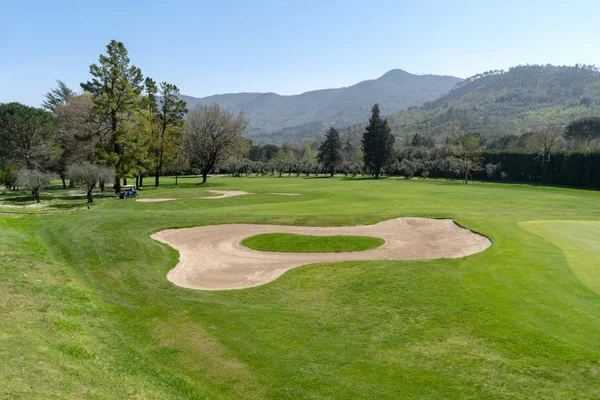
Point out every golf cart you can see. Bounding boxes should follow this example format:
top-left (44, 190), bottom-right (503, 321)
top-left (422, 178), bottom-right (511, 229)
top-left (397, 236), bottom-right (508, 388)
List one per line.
top-left (119, 185), bottom-right (138, 199)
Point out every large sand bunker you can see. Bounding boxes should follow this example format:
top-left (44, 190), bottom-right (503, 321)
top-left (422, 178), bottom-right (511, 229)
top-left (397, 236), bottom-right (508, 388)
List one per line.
top-left (137, 190), bottom-right (298, 203)
top-left (152, 218), bottom-right (491, 290)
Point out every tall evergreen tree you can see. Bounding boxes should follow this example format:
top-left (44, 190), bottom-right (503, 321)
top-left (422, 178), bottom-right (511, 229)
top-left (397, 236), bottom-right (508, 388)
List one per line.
top-left (81, 40), bottom-right (144, 192)
top-left (144, 79), bottom-right (188, 187)
top-left (362, 104), bottom-right (395, 178)
top-left (318, 127), bottom-right (342, 176)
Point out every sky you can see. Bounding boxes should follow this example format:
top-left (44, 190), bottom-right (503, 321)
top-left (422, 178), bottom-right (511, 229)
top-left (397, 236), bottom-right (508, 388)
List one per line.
top-left (2, 0), bottom-right (600, 107)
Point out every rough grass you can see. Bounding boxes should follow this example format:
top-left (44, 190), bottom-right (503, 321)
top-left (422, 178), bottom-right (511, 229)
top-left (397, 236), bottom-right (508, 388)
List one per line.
top-left (1, 176), bottom-right (600, 399)
top-left (242, 233), bottom-right (385, 253)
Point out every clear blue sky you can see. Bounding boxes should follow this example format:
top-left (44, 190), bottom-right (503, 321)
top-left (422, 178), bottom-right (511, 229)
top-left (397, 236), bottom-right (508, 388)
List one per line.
top-left (2, 0), bottom-right (600, 106)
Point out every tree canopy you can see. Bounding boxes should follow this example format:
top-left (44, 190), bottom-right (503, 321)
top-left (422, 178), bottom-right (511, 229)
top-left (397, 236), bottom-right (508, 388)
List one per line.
top-left (362, 104), bottom-right (395, 178)
top-left (318, 127), bottom-right (342, 176)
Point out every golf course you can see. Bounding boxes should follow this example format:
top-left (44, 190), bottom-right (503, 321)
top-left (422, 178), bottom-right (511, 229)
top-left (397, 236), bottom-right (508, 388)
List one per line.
top-left (1, 176), bottom-right (599, 399)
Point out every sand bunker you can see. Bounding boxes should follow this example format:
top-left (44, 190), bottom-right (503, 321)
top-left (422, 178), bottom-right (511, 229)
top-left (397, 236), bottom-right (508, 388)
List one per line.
top-left (137, 198), bottom-right (178, 203)
top-left (152, 218), bottom-right (491, 290)
top-left (137, 190), bottom-right (298, 203)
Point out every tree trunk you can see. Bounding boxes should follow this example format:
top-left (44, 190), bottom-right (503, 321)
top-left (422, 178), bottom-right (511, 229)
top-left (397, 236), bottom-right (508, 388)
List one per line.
top-left (175, 175), bottom-right (178, 185)
top-left (135, 175), bottom-right (139, 187)
top-left (34, 189), bottom-right (40, 203)
top-left (123, 178), bottom-right (128, 185)
top-left (139, 175), bottom-right (144, 187)
top-left (100, 180), bottom-right (105, 192)
top-left (202, 172), bottom-right (208, 184)
top-left (87, 188), bottom-right (93, 203)
top-left (155, 168), bottom-right (160, 188)
top-left (61, 178), bottom-right (67, 190)
top-left (114, 175), bottom-right (121, 194)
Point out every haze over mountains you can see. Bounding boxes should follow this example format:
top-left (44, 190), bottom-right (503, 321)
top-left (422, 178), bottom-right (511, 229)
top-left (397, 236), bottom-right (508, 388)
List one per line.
top-left (182, 70), bottom-right (461, 144)
top-left (182, 64), bottom-right (600, 146)
top-left (383, 64), bottom-right (600, 142)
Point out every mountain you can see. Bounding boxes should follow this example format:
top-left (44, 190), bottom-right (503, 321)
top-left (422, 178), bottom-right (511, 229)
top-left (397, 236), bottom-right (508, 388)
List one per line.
top-left (181, 70), bottom-right (461, 144)
top-left (386, 65), bottom-right (600, 142)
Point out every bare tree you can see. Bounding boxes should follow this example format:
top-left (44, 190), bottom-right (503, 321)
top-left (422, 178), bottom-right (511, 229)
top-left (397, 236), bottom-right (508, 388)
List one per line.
top-left (53, 94), bottom-right (100, 188)
top-left (66, 162), bottom-right (115, 203)
top-left (525, 124), bottom-right (563, 161)
top-left (452, 132), bottom-right (483, 184)
top-left (16, 169), bottom-right (52, 203)
top-left (185, 104), bottom-right (248, 184)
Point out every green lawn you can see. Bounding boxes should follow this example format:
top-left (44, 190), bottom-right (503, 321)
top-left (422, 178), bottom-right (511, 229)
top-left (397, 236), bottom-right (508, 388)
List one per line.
top-left (242, 233), bottom-right (385, 253)
top-left (521, 220), bottom-right (600, 294)
top-left (1, 176), bottom-right (600, 399)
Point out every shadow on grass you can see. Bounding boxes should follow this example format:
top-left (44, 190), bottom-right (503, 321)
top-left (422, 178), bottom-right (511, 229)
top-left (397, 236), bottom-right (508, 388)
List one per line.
top-left (340, 176), bottom-right (388, 181)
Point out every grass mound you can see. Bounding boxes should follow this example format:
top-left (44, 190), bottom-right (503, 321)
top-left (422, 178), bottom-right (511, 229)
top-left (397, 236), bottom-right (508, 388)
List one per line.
top-left (242, 233), bottom-right (385, 253)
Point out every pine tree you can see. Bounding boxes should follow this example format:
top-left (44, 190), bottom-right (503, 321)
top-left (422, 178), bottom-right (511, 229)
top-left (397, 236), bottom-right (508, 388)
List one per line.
top-left (318, 127), bottom-right (342, 176)
top-left (362, 104), bottom-right (395, 178)
top-left (81, 40), bottom-right (144, 192)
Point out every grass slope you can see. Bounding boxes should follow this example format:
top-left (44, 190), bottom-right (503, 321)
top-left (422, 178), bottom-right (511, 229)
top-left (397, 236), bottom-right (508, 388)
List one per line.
top-left (1, 176), bottom-right (600, 399)
top-left (242, 233), bottom-right (385, 253)
top-left (521, 220), bottom-right (600, 294)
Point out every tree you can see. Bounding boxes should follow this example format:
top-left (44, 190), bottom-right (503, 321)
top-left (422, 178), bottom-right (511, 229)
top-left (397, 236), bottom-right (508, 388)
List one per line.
top-left (0, 102), bottom-right (60, 169)
top-left (565, 117), bottom-right (600, 150)
top-left (362, 104), bottom-right (395, 178)
top-left (525, 124), bottom-right (563, 161)
top-left (300, 145), bottom-right (318, 176)
top-left (42, 80), bottom-right (75, 113)
top-left (45, 81), bottom-right (98, 188)
top-left (66, 162), bottom-right (115, 203)
top-left (452, 132), bottom-right (483, 183)
top-left (81, 40), bottom-right (144, 193)
top-left (411, 133), bottom-right (435, 148)
top-left (0, 165), bottom-right (19, 189)
top-left (15, 169), bottom-right (52, 203)
top-left (170, 152), bottom-right (189, 185)
top-left (318, 127), bottom-right (342, 176)
top-left (185, 104), bottom-right (248, 184)
top-left (144, 79), bottom-right (188, 187)
top-left (52, 94), bottom-right (100, 188)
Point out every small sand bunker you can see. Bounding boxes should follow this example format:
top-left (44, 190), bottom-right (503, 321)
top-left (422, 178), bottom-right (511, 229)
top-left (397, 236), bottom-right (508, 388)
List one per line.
top-left (137, 190), bottom-right (298, 203)
top-left (137, 198), bottom-right (178, 203)
top-left (201, 190), bottom-right (251, 199)
top-left (152, 218), bottom-right (491, 290)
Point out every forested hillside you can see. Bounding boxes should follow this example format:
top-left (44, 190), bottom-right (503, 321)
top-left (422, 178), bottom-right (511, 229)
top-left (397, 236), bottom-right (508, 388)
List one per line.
top-left (182, 70), bottom-right (461, 144)
top-left (387, 65), bottom-right (600, 142)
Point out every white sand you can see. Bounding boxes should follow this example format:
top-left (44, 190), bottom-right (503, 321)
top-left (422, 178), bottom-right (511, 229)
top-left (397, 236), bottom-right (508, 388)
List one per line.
top-left (152, 218), bottom-right (491, 291)
top-left (136, 190), bottom-right (298, 203)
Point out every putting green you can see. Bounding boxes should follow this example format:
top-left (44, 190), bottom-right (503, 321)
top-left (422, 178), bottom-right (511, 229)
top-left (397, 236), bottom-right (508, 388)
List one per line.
top-left (520, 220), bottom-right (600, 294)
top-left (241, 233), bottom-right (385, 253)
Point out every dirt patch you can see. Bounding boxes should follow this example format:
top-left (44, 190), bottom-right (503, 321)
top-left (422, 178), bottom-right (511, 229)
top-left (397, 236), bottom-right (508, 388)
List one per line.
top-left (152, 218), bottom-right (491, 291)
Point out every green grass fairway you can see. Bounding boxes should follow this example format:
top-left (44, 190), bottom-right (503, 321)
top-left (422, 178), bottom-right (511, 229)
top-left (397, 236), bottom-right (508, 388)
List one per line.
top-left (1, 176), bottom-right (600, 399)
top-left (521, 220), bottom-right (600, 294)
top-left (242, 233), bottom-right (385, 253)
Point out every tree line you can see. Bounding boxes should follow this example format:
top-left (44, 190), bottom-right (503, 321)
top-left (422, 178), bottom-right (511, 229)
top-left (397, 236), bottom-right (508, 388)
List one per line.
top-left (0, 40), bottom-right (248, 201)
top-left (3, 42), bottom-right (600, 202)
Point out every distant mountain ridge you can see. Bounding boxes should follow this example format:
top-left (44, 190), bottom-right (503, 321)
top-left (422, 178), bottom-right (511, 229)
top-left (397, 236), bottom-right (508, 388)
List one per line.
top-left (181, 70), bottom-right (462, 144)
top-left (385, 64), bottom-right (600, 141)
